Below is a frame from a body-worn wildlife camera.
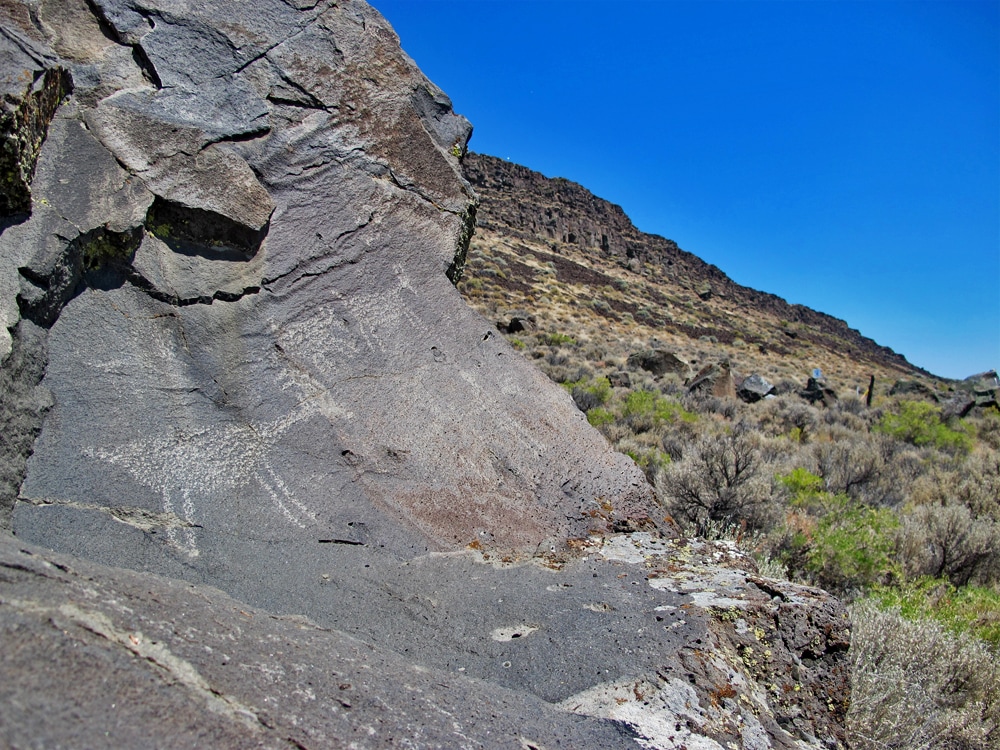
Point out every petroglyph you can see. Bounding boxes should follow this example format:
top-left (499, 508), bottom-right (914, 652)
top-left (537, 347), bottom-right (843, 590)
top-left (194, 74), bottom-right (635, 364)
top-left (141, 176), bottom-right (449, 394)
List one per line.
top-left (85, 402), bottom-right (323, 557)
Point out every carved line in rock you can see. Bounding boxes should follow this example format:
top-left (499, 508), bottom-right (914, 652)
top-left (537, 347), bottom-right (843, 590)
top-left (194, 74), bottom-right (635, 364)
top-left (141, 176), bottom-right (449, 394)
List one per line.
top-left (83, 399), bottom-right (323, 558)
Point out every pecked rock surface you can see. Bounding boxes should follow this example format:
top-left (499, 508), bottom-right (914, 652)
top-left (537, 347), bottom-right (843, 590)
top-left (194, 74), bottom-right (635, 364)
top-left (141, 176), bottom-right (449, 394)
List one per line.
top-left (0, 1), bottom-right (849, 747)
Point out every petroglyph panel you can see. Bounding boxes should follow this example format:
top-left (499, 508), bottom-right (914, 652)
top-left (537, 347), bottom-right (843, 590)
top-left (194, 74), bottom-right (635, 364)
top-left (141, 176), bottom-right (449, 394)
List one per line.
top-left (85, 404), bottom-right (321, 557)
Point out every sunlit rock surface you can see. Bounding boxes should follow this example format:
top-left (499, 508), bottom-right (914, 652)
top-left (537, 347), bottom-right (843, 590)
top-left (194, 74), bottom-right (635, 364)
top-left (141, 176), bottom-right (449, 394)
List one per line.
top-left (0, 2), bottom-right (849, 747)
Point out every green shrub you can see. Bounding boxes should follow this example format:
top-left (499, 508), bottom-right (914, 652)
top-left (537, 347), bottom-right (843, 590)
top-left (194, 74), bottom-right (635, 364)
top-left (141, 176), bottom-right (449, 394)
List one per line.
top-left (623, 390), bottom-right (656, 417)
top-left (625, 447), bottom-right (670, 479)
top-left (568, 376), bottom-right (612, 412)
top-left (623, 390), bottom-right (697, 425)
top-left (778, 467), bottom-right (826, 507)
top-left (586, 407), bottom-right (615, 427)
top-left (869, 577), bottom-right (1000, 649)
top-left (782, 494), bottom-right (900, 594)
top-left (875, 400), bottom-right (974, 454)
top-left (542, 332), bottom-right (576, 347)
top-left (808, 501), bottom-right (900, 592)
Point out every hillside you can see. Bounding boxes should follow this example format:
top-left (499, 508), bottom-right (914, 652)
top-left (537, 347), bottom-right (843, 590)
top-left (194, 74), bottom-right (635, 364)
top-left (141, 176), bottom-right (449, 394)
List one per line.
top-left (457, 153), bottom-right (1000, 748)
top-left (460, 152), bottom-right (935, 392)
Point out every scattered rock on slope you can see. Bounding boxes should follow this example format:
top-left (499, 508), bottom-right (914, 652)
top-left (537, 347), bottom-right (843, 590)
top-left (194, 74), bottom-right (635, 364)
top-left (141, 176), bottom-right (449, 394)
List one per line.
top-left (738, 374), bottom-right (776, 403)
top-left (627, 348), bottom-right (690, 379)
top-left (687, 360), bottom-right (738, 399)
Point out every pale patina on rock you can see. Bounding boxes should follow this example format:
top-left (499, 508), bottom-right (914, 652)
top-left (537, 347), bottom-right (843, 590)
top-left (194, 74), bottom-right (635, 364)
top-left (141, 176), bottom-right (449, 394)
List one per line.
top-left (0, 1), bottom-right (850, 747)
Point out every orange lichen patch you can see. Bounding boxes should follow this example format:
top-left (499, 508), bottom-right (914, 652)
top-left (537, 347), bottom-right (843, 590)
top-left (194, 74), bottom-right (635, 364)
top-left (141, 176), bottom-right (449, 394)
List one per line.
top-left (709, 684), bottom-right (737, 707)
top-left (566, 537), bottom-right (596, 552)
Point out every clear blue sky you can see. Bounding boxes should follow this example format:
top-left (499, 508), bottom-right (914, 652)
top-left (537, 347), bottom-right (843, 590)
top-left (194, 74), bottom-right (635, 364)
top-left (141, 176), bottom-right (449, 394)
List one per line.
top-left (375, 0), bottom-right (999, 380)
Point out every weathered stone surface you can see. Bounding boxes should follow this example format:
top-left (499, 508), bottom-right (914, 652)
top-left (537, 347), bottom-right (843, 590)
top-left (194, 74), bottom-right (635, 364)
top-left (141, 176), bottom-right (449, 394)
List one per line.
top-left (8, 0), bottom-right (656, 565)
top-left (0, 21), bottom-right (70, 216)
top-left (688, 360), bottom-right (738, 399)
top-left (0, 2), bottom-right (851, 747)
top-left (889, 378), bottom-right (938, 400)
top-left (800, 377), bottom-right (838, 407)
top-left (628, 348), bottom-right (690, 379)
top-left (738, 373), bottom-right (776, 403)
top-left (0, 527), bottom-right (850, 749)
top-left (0, 531), bottom-right (638, 749)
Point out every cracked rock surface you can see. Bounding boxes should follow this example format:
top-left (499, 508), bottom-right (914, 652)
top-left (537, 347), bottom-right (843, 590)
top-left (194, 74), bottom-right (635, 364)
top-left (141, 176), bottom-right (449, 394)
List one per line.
top-left (0, 1), bottom-right (850, 747)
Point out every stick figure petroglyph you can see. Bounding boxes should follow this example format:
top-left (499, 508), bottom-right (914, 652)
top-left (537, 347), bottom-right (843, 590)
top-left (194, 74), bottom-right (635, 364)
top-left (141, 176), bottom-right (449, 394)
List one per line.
top-left (86, 401), bottom-right (322, 557)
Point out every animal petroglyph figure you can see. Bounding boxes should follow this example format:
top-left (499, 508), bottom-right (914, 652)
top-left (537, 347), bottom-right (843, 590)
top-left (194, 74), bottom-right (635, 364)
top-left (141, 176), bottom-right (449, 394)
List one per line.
top-left (86, 401), bottom-right (321, 557)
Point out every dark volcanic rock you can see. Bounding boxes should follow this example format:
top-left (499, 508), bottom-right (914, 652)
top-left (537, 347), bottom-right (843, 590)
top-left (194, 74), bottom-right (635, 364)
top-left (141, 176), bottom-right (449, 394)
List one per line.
top-left (0, 531), bottom-right (637, 749)
top-left (627, 348), bottom-right (690, 379)
top-left (953, 370), bottom-right (1000, 413)
top-left (498, 314), bottom-right (535, 333)
top-left (800, 377), bottom-right (838, 407)
top-left (609, 370), bottom-right (632, 388)
top-left (0, 529), bottom-right (850, 750)
top-left (8, 0), bottom-right (653, 565)
top-left (889, 379), bottom-right (938, 400)
top-left (738, 374), bottom-right (776, 403)
top-left (0, 2), bottom-right (851, 747)
top-left (687, 361), bottom-right (738, 400)
top-left (0, 21), bottom-right (70, 216)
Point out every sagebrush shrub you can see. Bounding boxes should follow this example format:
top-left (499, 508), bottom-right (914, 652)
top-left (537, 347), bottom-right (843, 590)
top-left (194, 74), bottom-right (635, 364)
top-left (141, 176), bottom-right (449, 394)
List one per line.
top-left (656, 423), bottom-right (776, 534)
top-left (898, 503), bottom-right (999, 587)
top-left (848, 600), bottom-right (1000, 750)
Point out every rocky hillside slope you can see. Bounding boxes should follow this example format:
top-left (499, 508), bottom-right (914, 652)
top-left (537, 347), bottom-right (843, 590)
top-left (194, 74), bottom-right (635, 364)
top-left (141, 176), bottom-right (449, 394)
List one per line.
top-left (461, 152), bottom-right (935, 392)
top-left (1, 2), bottom-right (849, 747)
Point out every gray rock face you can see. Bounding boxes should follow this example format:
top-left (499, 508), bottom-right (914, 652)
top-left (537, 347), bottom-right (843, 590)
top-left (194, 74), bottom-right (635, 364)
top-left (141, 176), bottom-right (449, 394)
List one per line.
top-left (8, 0), bottom-right (654, 564)
top-left (0, 1), bottom-right (850, 747)
top-left (687, 360), bottom-right (738, 400)
top-left (627, 348), bottom-right (690, 379)
top-left (738, 374), bottom-right (776, 403)
top-left (800, 377), bottom-right (838, 407)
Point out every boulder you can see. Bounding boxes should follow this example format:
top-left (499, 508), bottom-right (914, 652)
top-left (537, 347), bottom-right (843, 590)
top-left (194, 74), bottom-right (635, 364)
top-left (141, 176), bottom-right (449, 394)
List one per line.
top-left (737, 373), bottom-right (775, 403)
top-left (889, 379), bottom-right (938, 400)
top-left (608, 370), bottom-right (632, 388)
top-left (961, 370), bottom-right (1000, 390)
top-left (627, 348), bottom-right (689, 378)
top-left (941, 392), bottom-right (978, 420)
top-left (497, 314), bottom-right (535, 333)
top-left (953, 370), bottom-right (1000, 413)
top-left (687, 360), bottom-right (737, 399)
top-left (800, 377), bottom-right (838, 407)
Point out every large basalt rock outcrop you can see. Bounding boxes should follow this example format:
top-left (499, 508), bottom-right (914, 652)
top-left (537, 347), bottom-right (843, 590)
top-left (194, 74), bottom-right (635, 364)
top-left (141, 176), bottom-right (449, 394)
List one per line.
top-left (6, 0), bottom-right (652, 565)
top-left (0, 2), bottom-right (850, 747)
